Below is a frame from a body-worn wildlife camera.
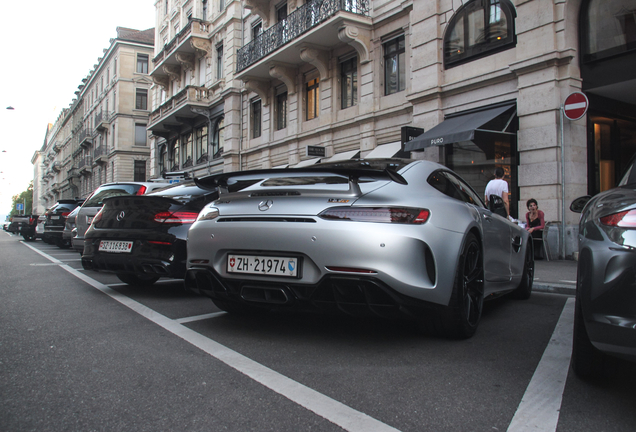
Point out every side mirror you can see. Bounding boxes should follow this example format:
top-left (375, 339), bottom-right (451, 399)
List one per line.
top-left (570, 196), bottom-right (591, 213)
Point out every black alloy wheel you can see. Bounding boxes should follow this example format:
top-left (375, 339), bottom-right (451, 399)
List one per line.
top-left (442, 232), bottom-right (484, 339)
top-left (510, 242), bottom-right (534, 299)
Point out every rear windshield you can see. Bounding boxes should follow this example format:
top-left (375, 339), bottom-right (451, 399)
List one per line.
top-left (52, 203), bottom-right (78, 213)
top-left (83, 184), bottom-right (145, 207)
top-left (149, 182), bottom-right (214, 203)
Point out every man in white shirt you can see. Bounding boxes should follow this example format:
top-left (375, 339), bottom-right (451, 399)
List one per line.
top-left (484, 167), bottom-right (509, 217)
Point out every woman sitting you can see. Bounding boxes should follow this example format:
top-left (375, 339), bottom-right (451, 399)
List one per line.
top-left (525, 198), bottom-right (545, 259)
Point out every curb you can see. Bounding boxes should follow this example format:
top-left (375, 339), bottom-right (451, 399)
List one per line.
top-left (532, 282), bottom-right (576, 295)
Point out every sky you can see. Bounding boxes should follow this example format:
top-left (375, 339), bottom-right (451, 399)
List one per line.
top-left (0, 0), bottom-right (156, 221)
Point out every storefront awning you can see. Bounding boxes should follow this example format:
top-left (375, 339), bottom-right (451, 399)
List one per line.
top-left (365, 142), bottom-right (404, 158)
top-left (323, 150), bottom-right (361, 162)
top-left (404, 103), bottom-right (516, 152)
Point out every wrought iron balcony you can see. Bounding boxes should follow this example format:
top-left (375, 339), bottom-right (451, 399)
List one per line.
top-left (79, 129), bottom-right (93, 147)
top-left (67, 167), bottom-right (79, 180)
top-left (94, 110), bottom-right (111, 131)
top-left (236, 0), bottom-right (370, 74)
top-left (78, 156), bottom-right (93, 174)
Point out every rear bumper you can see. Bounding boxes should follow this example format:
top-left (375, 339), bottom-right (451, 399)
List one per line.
top-left (82, 238), bottom-right (187, 279)
top-left (185, 265), bottom-right (446, 320)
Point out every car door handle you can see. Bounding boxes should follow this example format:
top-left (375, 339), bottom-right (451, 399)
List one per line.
top-left (511, 236), bottom-right (522, 247)
top-left (483, 214), bottom-right (493, 222)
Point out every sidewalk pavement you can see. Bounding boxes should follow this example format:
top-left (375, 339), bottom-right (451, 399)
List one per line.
top-left (532, 258), bottom-right (578, 295)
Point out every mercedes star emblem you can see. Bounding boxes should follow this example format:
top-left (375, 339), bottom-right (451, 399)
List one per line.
top-left (258, 200), bottom-right (273, 211)
top-left (116, 211), bottom-right (126, 221)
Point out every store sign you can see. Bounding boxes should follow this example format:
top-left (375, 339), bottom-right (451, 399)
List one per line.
top-left (306, 146), bottom-right (326, 157)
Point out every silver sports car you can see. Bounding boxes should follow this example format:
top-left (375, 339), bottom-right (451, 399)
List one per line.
top-left (185, 159), bottom-right (534, 338)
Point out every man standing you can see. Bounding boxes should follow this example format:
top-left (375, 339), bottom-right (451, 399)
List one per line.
top-left (484, 167), bottom-right (509, 217)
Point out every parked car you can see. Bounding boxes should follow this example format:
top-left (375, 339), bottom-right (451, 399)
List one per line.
top-left (43, 199), bottom-right (84, 247)
top-left (73, 182), bottom-right (171, 254)
top-left (185, 158), bottom-right (534, 339)
top-left (9, 214), bottom-right (36, 239)
top-left (62, 207), bottom-right (81, 247)
top-left (569, 155), bottom-right (636, 378)
top-left (35, 214), bottom-right (47, 239)
top-left (81, 181), bottom-right (219, 286)
top-left (3, 220), bottom-right (9, 231)
top-left (19, 215), bottom-right (40, 241)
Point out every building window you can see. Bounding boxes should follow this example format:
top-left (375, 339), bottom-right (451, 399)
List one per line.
top-left (171, 139), bottom-right (180, 170)
top-left (202, 0), bottom-right (208, 20)
top-left (276, 90), bottom-right (287, 130)
top-left (340, 56), bottom-right (357, 109)
top-left (134, 124), bottom-right (147, 146)
top-left (134, 160), bottom-right (146, 182)
top-left (216, 45), bottom-right (224, 80)
top-left (135, 89), bottom-right (148, 110)
top-left (252, 99), bottom-right (262, 138)
top-left (306, 77), bottom-right (319, 120)
top-left (182, 133), bottom-right (193, 167)
top-left (159, 145), bottom-right (167, 174)
top-left (137, 54), bottom-right (149, 74)
top-left (444, 0), bottom-right (516, 68)
top-left (582, 0), bottom-right (636, 62)
top-left (165, 0), bottom-right (169, 15)
top-left (212, 118), bottom-right (224, 158)
top-left (384, 35), bottom-right (405, 95)
top-left (219, 0), bottom-right (225, 11)
top-left (276, 2), bottom-right (287, 22)
top-left (252, 21), bottom-right (262, 40)
top-left (195, 125), bottom-right (209, 163)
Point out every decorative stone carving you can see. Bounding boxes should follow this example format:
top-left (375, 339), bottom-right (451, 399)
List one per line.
top-left (163, 64), bottom-right (181, 81)
top-left (244, 79), bottom-right (270, 106)
top-left (299, 46), bottom-right (329, 81)
top-left (243, 0), bottom-right (269, 27)
top-left (191, 37), bottom-right (211, 58)
top-left (176, 53), bottom-right (195, 71)
top-left (269, 64), bottom-right (297, 95)
top-left (338, 24), bottom-right (372, 64)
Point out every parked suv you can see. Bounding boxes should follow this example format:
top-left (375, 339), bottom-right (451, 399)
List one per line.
top-left (43, 199), bottom-right (84, 247)
top-left (73, 182), bottom-right (170, 254)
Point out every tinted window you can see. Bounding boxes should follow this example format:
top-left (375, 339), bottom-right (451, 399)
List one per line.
top-left (84, 185), bottom-right (145, 207)
top-left (149, 182), bottom-right (216, 204)
top-left (428, 171), bottom-right (464, 201)
top-left (444, 172), bottom-right (485, 207)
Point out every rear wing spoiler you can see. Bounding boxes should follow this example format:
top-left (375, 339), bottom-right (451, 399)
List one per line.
top-left (194, 166), bottom-right (408, 196)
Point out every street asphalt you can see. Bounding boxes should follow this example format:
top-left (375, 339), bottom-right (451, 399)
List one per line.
top-left (532, 258), bottom-right (578, 295)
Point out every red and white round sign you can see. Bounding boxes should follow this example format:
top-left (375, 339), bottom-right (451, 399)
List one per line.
top-left (563, 92), bottom-right (589, 121)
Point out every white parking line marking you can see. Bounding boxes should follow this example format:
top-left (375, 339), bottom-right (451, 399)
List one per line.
top-left (507, 297), bottom-right (574, 432)
top-left (176, 312), bottom-right (226, 323)
top-left (21, 241), bottom-right (401, 432)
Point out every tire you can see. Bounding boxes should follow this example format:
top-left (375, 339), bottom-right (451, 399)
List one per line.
top-left (116, 273), bottom-right (160, 286)
top-left (509, 241), bottom-right (534, 299)
top-left (439, 232), bottom-right (484, 339)
top-left (571, 257), bottom-right (608, 378)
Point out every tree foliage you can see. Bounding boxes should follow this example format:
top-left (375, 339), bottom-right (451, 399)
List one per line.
top-left (10, 181), bottom-right (34, 216)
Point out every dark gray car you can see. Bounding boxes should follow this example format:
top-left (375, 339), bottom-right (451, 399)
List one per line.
top-left (570, 156), bottom-right (636, 378)
top-left (73, 182), bottom-right (170, 254)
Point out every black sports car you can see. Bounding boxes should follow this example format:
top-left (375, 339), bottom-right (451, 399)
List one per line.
top-left (570, 155), bottom-right (636, 378)
top-left (81, 181), bottom-right (218, 286)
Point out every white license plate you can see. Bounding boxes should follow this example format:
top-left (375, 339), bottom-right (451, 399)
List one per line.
top-left (227, 254), bottom-right (299, 277)
top-left (51, 216), bottom-right (60, 220)
top-left (99, 240), bottom-right (134, 253)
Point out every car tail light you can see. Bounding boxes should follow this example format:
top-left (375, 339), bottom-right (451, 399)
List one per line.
top-left (319, 207), bottom-right (430, 224)
top-left (154, 211), bottom-right (199, 224)
top-left (61, 212), bottom-right (71, 217)
top-left (148, 240), bottom-right (172, 245)
top-left (135, 186), bottom-right (148, 195)
top-left (600, 210), bottom-right (636, 228)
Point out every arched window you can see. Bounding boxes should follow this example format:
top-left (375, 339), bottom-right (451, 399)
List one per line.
top-left (582, 0), bottom-right (636, 63)
top-left (212, 117), bottom-right (224, 158)
top-left (444, 0), bottom-right (516, 68)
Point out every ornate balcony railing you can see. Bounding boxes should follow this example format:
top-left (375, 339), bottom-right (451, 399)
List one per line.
top-left (149, 86), bottom-right (210, 125)
top-left (153, 19), bottom-right (209, 65)
top-left (236, 0), bottom-right (369, 72)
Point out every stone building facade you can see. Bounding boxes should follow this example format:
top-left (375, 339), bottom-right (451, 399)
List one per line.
top-left (147, 0), bottom-right (634, 258)
top-left (33, 27), bottom-right (155, 213)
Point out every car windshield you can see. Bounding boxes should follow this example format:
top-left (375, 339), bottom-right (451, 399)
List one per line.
top-left (83, 185), bottom-right (145, 207)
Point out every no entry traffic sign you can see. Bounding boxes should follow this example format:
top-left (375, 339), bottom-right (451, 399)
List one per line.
top-left (563, 92), bottom-right (589, 121)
